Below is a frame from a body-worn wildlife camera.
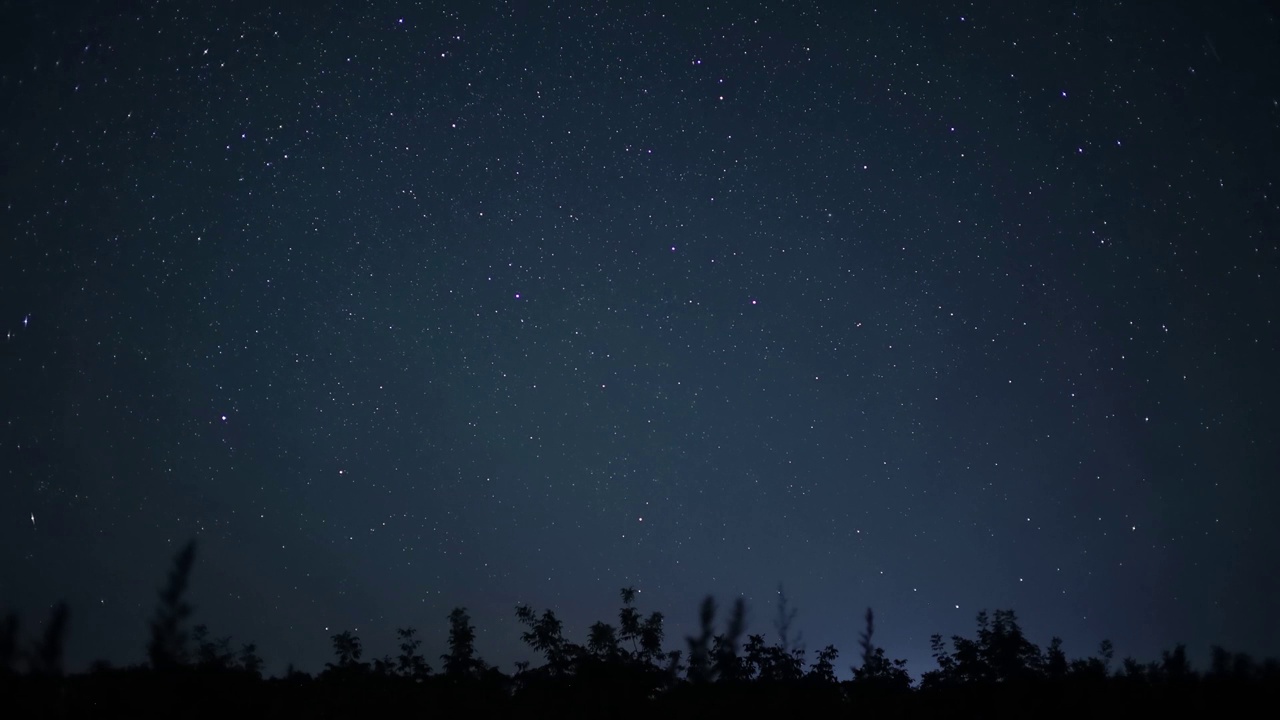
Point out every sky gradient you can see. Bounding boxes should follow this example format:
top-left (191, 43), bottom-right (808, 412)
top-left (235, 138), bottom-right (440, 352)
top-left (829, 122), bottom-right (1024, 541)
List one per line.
top-left (2, 0), bottom-right (1278, 676)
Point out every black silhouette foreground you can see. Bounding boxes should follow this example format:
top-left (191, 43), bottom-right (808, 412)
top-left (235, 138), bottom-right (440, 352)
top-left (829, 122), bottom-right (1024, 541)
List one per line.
top-left (1, 541), bottom-right (1275, 718)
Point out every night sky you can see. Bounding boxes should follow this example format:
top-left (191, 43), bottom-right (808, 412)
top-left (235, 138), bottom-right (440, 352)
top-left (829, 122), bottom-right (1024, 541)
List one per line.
top-left (3, 1), bottom-right (1278, 677)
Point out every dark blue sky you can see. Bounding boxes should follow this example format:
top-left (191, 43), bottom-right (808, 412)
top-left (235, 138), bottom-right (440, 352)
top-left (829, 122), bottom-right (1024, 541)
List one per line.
top-left (3, 0), bottom-right (1278, 676)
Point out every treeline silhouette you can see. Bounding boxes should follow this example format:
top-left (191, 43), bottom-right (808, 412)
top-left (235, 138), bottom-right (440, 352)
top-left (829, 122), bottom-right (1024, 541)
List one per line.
top-left (2, 541), bottom-right (1276, 718)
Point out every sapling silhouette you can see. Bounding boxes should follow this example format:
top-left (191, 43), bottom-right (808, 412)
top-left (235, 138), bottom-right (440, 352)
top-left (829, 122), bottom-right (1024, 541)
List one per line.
top-left (147, 540), bottom-right (197, 670)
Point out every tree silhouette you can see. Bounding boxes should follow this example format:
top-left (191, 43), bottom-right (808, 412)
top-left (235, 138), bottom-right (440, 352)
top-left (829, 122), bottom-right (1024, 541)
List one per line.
top-left (742, 634), bottom-right (768, 680)
top-left (5, 550), bottom-right (1280, 716)
top-left (743, 633), bottom-right (805, 682)
top-left (372, 654), bottom-right (396, 675)
top-left (1046, 636), bottom-right (1069, 679)
top-left (147, 540), bottom-right (196, 670)
top-left (0, 612), bottom-right (18, 674)
top-left (922, 608), bottom-right (1045, 687)
top-left (685, 596), bottom-right (716, 683)
top-left (515, 605), bottom-right (580, 675)
top-left (1210, 645), bottom-right (1258, 682)
top-left (638, 612), bottom-right (666, 665)
top-left (193, 623), bottom-right (237, 670)
top-left (980, 609), bottom-right (1043, 682)
top-left (443, 607), bottom-right (484, 678)
top-left (1069, 638), bottom-right (1114, 680)
top-left (30, 602), bottom-right (69, 676)
top-left (611, 586), bottom-right (666, 665)
top-left (685, 595), bottom-right (747, 683)
top-left (238, 642), bottom-right (264, 677)
top-left (396, 627), bottom-right (430, 678)
top-left (328, 630), bottom-right (363, 669)
top-left (858, 607), bottom-right (876, 669)
top-left (773, 583), bottom-right (802, 654)
top-left (588, 621), bottom-right (621, 660)
top-left (1099, 639), bottom-right (1114, 671)
top-left (618, 587), bottom-right (641, 655)
top-left (1159, 643), bottom-right (1194, 683)
top-left (851, 608), bottom-right (911, 692)
top-left (808, 644), bottom-right (839, 684)
top-left (923, 633), bottom-right (956, 689)
top-left (1121, 656), bottom-right (1147, 680)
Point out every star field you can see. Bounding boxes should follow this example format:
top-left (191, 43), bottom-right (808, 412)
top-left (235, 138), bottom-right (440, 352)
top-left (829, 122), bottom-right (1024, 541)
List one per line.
top-left (2, 1), bottom-right (1278, 676)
